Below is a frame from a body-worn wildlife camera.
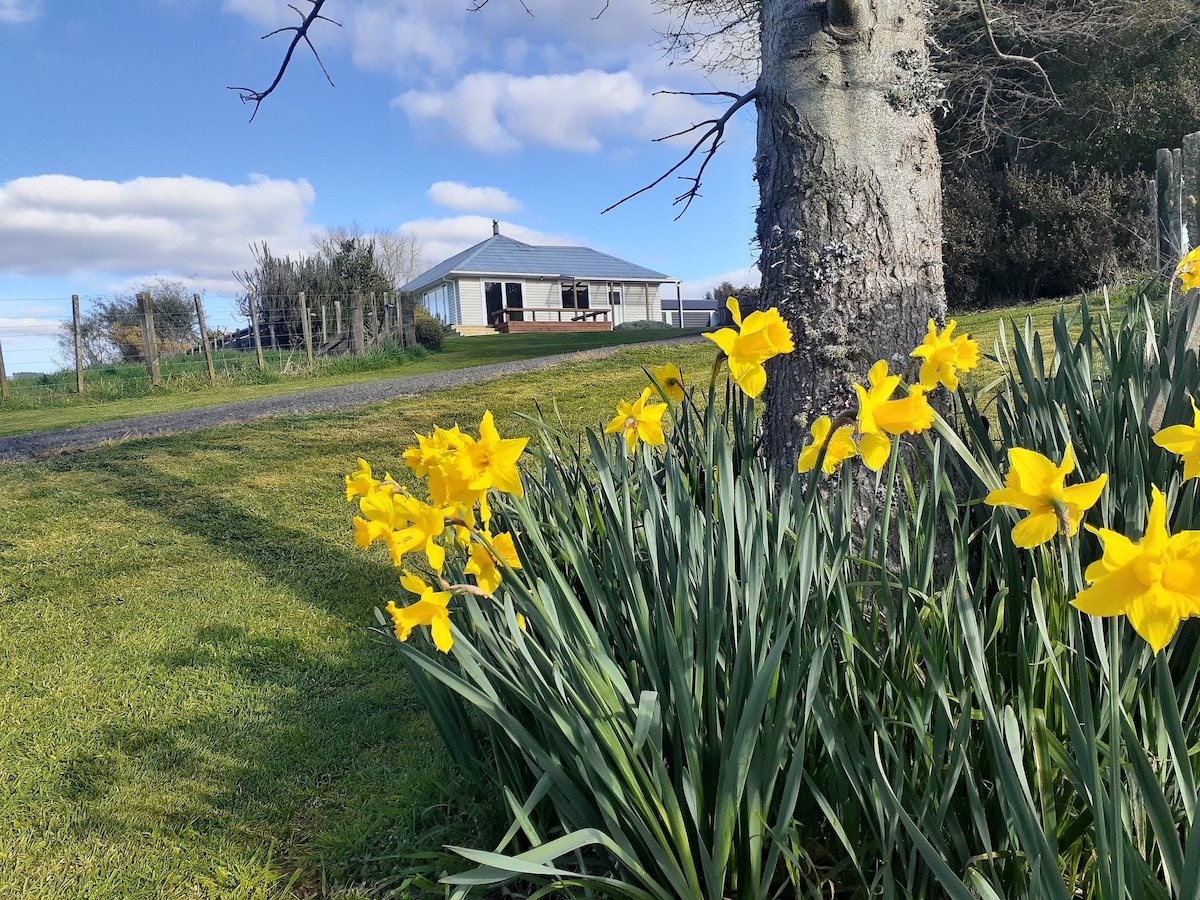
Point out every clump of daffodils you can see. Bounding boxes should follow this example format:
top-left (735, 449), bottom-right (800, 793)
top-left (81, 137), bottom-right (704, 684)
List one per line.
top-left (346, 411), bottom-right (527, 653)
top-left (796, 318), bottom-right (977, 474)
top-left (351, 263), bottom-right (1200, 659)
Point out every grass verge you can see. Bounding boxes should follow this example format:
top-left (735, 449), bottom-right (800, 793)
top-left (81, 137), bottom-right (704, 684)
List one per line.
top-left (0, 328), bottom-right (703, 439)
top-left (0, 340), bottom-right (715, 899)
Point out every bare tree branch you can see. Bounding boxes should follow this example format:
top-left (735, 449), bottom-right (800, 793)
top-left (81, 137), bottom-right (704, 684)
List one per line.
top-left (228, 0), bottom-right (341, 122)
top-left (975, 0), bottom-right (1056, 102)
top-left (468, 0), bottom-right (534, 14)
top-left (602, 86), bottom-right (758, 219)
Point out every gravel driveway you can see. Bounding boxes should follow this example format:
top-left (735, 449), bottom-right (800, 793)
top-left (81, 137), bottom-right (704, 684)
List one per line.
top-left (0, 338), bottom-right (699, 463)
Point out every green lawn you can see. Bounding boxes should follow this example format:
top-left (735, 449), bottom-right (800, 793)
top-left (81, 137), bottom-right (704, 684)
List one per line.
top-left (0, 341), bottom-right (717, 899)
top-left (0, 328), bottom-right (703, 438)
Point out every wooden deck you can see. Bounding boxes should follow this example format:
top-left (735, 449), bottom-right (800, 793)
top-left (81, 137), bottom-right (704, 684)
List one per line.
top-left (491, 306), bottom-right (612, 333)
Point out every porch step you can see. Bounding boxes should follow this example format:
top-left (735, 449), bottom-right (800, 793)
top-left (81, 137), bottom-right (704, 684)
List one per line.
top-left (449, 325), bottom-right (499, 337)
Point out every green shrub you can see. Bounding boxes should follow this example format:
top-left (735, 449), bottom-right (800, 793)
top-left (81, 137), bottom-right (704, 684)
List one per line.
top-left (414, 306), bottom-right (446, 350)
top-left (943, 166), bottom-right (1152, 307)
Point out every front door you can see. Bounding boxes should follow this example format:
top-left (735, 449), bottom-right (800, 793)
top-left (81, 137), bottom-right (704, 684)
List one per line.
top-left (484, 281), bottom-right (504, 326)
top-left (504, 282), bottom-right (524, 322)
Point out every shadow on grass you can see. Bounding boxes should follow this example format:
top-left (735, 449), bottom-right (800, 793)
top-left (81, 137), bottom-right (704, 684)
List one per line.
top-left (44, 440), bottom-right (497, 896)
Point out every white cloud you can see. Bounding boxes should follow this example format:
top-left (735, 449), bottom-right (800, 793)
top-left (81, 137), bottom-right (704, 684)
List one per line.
top-left (0, 174), bottom-right (317, 289)
top-left (339, 0), bottom-right (663, 82)
top-left (399, 215), bottom-right (581, 273)
top-left (0, 0), bottom-right (39, 23)
top-left (397, 69), bottom-right (708, 153)
top-left (426, 181), bottom-right (523, 214)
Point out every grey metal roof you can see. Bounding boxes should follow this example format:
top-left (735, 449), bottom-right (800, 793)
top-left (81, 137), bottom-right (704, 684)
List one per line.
top-left (401, 233), bottom-right (672, 294)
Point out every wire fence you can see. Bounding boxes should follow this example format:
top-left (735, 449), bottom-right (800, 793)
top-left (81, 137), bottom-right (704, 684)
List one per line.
top-left (0, 291), bottom-right (416, 400)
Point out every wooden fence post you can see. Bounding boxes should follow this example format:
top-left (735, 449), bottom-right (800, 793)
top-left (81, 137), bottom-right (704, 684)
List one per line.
top-left (299, 291), bottom-right (314, 365)
top-left (400, 292), bottom-right (416, 349)
top-left (0, 332), bottom-right (8, 399)
top-left (72, 294), bottom-right (85, 394)
top-left (335, 300), bottom-right (343, 338)
top-left (320, 304), bottom-right (328, 344)
top-left (1183, 131), bottom-right (1200, 252)
top-left (193, 293), bottom-right (216, 385)
top-left (137, 292), bottom-right (162, 386)
top-left (1158, 147), bottom-right (1184, 267)
top-left (367, 291), bottom-right (378, 346)
top-left (249, 296), bottom-right (266, 371)
top-left (349, 290), bottom-right (365, 355)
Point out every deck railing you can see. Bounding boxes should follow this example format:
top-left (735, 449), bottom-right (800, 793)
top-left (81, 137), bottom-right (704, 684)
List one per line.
top-left (489, 306), bottom-right (613, 328)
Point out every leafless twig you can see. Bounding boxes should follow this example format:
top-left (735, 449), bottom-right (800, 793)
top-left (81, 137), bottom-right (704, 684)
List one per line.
top-left (975, 0), bottom-right (1056, 101)
top-left (603, 87), bottom-right (757, 219)
top-left (469, 0), bottom-right (534, 14)
top-left (228, 0), bottom-right (341, 122)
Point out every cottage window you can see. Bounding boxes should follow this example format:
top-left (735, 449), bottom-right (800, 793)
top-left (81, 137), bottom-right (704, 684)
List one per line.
top-left (561, 281), bottom-right (590, 309)
top-left (485, 281), bottom-right (525, 325)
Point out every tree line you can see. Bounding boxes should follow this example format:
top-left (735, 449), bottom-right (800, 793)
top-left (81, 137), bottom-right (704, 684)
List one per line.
top-left (61, 226), bottom-right (424, 366)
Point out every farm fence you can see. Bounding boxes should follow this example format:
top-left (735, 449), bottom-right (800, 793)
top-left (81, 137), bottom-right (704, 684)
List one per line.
top-left (0, 289), bottom-right (417, 398)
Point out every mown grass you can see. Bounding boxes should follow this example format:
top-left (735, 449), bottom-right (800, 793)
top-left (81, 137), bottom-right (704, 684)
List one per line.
top-left (0, 327), bottom-right (702, 438)
top-left (0, 340), bottom-right (717, 900)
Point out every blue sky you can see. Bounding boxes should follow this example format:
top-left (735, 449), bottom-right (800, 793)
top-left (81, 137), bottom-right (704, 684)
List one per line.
top-left (0, 1), bottom-right (760, 371)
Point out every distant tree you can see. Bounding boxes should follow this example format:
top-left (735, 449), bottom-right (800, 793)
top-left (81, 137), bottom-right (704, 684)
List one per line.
top-left (311, 224), bottom-right (425, 289)
top-left (236, 227), bottom-right (413, 347)
top-left (704, 279), bottom-right (760, 309)
top-left (58, 278), bottom-right (199, 366)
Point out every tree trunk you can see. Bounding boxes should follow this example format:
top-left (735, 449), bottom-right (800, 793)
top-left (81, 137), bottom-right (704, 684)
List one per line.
top-left (756, 0), bottom-right (947, 465)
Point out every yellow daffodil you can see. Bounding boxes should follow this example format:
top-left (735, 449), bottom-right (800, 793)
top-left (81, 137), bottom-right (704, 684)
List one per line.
top-left (985, 442), bottom-right (1107, 548)
top-left (464, 531), bottom-right (522, 595)
top-left (403, 425), bottom-right (470, 479)
top-left (345, 458), bottom-right (381, 502)
top-left (852, 361), bottom-right (936, 470)
top-left (386, 570), bottom-right (454, 653)
top-left (390, 495), bottom-right (452, 573)
top-left (703, 297), bottom-right (794, 398)
top-left (797, 416), bottom-right (858, 474)
top-left (1153, 397), bottom-right (1200, 481)
top-left (1176, 246), bottom-right (1200, 292)
top-left (651, 363), bottom-right (686, 403)
top-left (910, 319), bottom-right (981, 391)
top-left (606, 387), bottom-right (668, 452)
top-left (352, 481), bottom-right (405, 552)
top-left (463, 411), bottom-right (528, 497)
top-left (1071, 486), bottom-right (1200, 653)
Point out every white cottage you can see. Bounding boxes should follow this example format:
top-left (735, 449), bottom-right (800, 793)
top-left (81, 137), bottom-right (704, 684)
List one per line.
top-left (402, 222), bottom-right (677, 333)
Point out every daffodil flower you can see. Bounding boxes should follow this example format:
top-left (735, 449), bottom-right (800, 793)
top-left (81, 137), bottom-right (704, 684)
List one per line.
top-left (1153, 397), bottom-right (1200, 481)
top-left (1072, 486), bottom-right (1200, 653)
top-left (651, 363), bottom-right (686, 403)
top-left (703, 297), bottom-right (794, 398)
top-left (1177, 246), bottom-right (1200, 292)
top-left (606, 387), bottom-right (667, 452)
top-left (910, 319), bottom-right (980, 391)
top-left (464, 531), bottom-right (522, 595)
top-left (345, 458), bottom-right (382, 502)
top-left (386, 570), bottom-right (454, 653)
top-left (391, 495), bottom-right (453, 573)
top-left (464, 411), bottom-right (528, 497)
top-left (985, 442), bottom-right (1107, 548)
top-left (797, 416), bottom-right (858, 474)
top-left (852, 361), bottom-right (936, 470)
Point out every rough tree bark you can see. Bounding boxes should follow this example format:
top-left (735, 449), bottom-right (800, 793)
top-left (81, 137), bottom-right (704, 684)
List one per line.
top-left (755, 0), bottom-right (947, 465)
